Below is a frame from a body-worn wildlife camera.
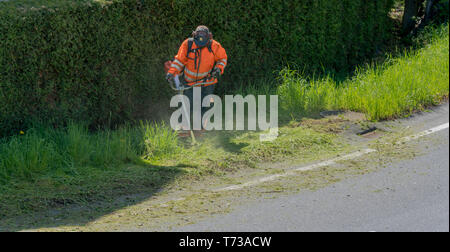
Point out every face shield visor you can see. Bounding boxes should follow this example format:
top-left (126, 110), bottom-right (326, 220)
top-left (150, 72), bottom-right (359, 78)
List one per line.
top-left (194, 30), bottom-right (210, 48)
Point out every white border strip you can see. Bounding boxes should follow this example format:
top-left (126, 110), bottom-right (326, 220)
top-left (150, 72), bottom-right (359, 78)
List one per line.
top-left (215, 122), bottom-right (449, 192)
top-left (401, 122), bottom-right (449, 142)
top-left (215, 148), bottom-right (376, 192)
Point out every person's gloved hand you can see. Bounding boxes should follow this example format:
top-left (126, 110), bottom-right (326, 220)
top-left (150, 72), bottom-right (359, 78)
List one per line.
top-left (212, 67), bottom-right (221, 79)
top-left (166, 73), bottom-right (174, 83)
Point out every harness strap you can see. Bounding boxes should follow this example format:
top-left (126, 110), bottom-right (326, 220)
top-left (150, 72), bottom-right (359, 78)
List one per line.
top-left (184, 38), bottom-right (215, 85)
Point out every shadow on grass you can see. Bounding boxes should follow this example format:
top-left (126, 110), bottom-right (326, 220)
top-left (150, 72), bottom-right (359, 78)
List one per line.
top-left (0, 162), bottom-right (188, 232)
top-left (210, 131), bottom-right (249, 154)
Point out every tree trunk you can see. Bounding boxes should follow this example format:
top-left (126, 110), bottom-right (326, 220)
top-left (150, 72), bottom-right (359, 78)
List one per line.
top-left (423, 0), bottom-right (439, 23)
top-left (402, 0), bottom-right (422, 33)
top-left (414, 0), bottom-right (441, 34)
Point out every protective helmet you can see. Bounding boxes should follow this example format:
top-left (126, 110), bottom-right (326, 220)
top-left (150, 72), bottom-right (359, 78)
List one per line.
top-left (192, 25), bottom-right (212, 48)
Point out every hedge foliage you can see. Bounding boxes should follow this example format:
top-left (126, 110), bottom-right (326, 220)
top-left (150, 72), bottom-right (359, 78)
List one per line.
top-left (0, 0), bottom-right (394, 137)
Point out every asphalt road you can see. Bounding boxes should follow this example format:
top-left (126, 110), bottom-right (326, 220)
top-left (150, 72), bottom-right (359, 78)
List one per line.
top-left (175, 104), bottom-right (449, 232)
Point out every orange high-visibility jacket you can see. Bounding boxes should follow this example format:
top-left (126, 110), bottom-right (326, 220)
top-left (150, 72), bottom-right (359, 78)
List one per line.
top-left (168, 39), bottom-right (227, 86)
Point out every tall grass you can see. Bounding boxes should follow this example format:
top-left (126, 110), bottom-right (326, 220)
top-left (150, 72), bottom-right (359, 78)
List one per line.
top-left (234, 77), bottom-right (278, 96)
top-left (278, 23), bottom-right (449, 120)
top-left (277, 70), bottom-right (337, 118)
top-left (140, 121), bottom-right (179, 160)
top-left (0, 122), bottom-right (179, 185)
top-left (0, 129), bottom-right (61, 183)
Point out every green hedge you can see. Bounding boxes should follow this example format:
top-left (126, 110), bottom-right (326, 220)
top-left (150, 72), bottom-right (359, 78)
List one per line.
top-left (0, 0), bottom-right (394, 137)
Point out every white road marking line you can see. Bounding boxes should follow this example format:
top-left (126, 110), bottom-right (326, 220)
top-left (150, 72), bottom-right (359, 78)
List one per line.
top-left (293, 148), bottom-right (377, 172)
top-left (215, 122), bottom-right (449, 192)
top-left (214, 149), bottom-right (376, 192)
top-left (401, 122), bottom-right (449, 142)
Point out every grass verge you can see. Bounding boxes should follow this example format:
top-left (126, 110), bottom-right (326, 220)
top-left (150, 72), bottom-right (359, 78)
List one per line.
top-left (0, 22), bottom-right (448, 224)
top-left (278, 23), bottom-right (449, 120)
top-left (0, 122), bottom-right (182, 217)
top-left (0, 119), bottom-right (346, 220)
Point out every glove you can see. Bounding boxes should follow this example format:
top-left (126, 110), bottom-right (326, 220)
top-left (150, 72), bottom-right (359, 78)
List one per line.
top-left (212, 67), bottom-right (221, 79)
top-left (166, 73), bottom-right (174, 83)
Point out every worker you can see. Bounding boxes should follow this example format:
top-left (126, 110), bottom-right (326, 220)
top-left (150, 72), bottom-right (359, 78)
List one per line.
top-left (166, 25), bottom-right (227, 128)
